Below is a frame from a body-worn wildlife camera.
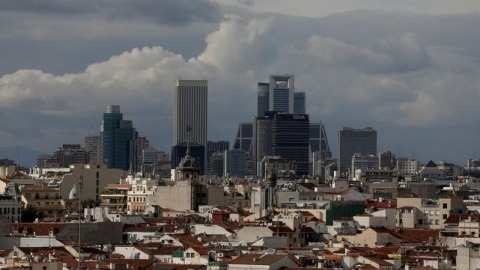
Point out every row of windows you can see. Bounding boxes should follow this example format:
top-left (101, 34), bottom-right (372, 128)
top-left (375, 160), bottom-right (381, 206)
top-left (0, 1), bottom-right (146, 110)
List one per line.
top-left (1, 207), bottom-right (20, 215)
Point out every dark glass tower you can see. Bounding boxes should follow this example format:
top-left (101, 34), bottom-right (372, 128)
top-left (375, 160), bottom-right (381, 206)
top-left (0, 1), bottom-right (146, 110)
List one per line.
top-left (257, 83), bottom-right (269, 117)
top-left (273, 113), bottom-right (310, 176)
top-left (101, 105), bottom-right (138, 171)
top-left (294, 92), bottom-right (306, 114)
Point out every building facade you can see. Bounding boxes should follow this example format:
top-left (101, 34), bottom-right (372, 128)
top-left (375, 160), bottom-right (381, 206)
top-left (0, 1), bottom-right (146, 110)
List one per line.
top-left (269, 75), bottom-right (294, 113)
top-left (224, 149), bottom-right (246, 177)
top-left (101, 105), bottom-right (138, 171)
top-left (273, 113), bottom-right (310, 176)
top-left (173, 80), bottom-right (208, 172)
top-left (84, 135), bottom-right (101, 164)
top-left (294, 91), bottom-right (306, 114)
top-left (338, 127), bottom-right (377, 177)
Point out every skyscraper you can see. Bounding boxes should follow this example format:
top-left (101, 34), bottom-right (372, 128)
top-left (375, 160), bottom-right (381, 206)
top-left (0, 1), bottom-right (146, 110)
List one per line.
top-left (253, 115), bottom-right (274, 176)
top-left (269, 75), bottom-right (294, 113)
top-left (173, 79), bottom-right (208, 170)
top-left (273, 113), bottom-right (310, 176)
top-left (257, 83), bottom-right (269, 117)
top-left (337, 127), bottom-right (377, 176)
top-left (294, 91), bottom-right (306, 114)
top-left (233, 122), bottom-right (253, 155)
top-left (101, 105), bottom-right (138, 171)
top-left (310, 123), bottom-right (332, 179)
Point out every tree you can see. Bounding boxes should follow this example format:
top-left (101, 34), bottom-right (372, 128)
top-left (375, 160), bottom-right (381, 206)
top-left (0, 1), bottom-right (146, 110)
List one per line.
top-left (21, 205), bottom-right (43, 223)
top-left (82, 199), bottom-right (99, 208)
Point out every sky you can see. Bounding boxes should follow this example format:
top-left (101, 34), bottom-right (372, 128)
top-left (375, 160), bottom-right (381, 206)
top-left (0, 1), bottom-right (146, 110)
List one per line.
top-left (0, 0), bottom-right (480, 165)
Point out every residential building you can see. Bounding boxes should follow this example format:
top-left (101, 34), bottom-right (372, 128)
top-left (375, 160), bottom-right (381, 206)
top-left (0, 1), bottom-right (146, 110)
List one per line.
top-left (59, 163), bottom-right (126, 203)
top-left (338, 127), bottom-right (377, 177)
top-left (396, 158), bottom-right (419, 178)
top-left (84, 135), bottom-right (101, 164)
top-left (396, 195), bottom-right (467, 229)
top-left (100, 184), bottom-right (131, 213)
top-left (0, 181), bottom-right (21, 222)
top-left (125, 175), bottom-right (157, 215)
top-left (21, 184), bottom-right (79, 216)
top-left (53, 144), bottom-right (86, 167)
top-left (351, 154), bottom-right (379, 179)
top-left (379, 151), bottom-right (396, 170)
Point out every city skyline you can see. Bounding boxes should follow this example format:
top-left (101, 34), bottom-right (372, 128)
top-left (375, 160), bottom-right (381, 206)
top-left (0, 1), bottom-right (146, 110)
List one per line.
top-left (0, 1), bottom-right (480, 165)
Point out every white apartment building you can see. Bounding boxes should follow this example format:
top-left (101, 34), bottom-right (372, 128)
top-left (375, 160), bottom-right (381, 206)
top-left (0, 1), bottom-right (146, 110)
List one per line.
top-left (396, 158), bottom-right (419, 178)
top-left (123, 174), bottom-right (157, 214)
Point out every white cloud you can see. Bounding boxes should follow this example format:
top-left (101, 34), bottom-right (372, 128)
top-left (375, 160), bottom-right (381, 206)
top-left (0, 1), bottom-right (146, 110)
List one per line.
top-left (0, 9), bottom-right (480, 164)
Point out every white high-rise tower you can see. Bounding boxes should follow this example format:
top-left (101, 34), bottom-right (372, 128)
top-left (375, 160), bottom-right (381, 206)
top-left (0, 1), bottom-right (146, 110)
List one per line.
top-left (173, 79), bottom-right (208, 169)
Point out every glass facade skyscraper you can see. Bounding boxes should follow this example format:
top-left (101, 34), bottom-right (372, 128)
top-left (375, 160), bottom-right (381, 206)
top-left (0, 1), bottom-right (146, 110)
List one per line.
top-left (257, 83), bottom-right (269, 117)
top-left (294, 92), bottom-right (306, 114)
top-left (101, 105), bottom-right (138, 171)
top-left (273, 113), bottom-right (310, 176)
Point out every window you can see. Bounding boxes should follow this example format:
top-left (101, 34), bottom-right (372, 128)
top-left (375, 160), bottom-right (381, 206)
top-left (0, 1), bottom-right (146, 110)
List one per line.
top-left (96, 172), bottom-right (100, 178)
top-left (443, 214), bottom-right (447, 219)
top-left (443, 203), bottom-right (447, 209)
top-left (435, 220), bottom-right (439, 225)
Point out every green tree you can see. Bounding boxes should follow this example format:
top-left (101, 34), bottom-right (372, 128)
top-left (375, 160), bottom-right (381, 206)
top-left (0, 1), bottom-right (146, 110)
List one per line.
top-left (21, 205), bottom-right (41, 222)
top-left (82, 199), bottom-right (99, 208)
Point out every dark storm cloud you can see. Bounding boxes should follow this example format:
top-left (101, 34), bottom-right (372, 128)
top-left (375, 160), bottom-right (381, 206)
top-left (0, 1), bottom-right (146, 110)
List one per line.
top-left (0, 0), bottom-right (220, 25)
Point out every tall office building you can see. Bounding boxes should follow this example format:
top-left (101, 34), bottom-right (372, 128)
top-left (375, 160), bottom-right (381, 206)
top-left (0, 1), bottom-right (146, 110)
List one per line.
top-left (101, 105), bottom-right (138, 171)
top-left (173, 79), bottom-right (208, 171)
top-left (309, 123), bottom-right (331, 156)
top-left (269, 75), bottom-right (294, 113)
top-left (253, 115), bottom-right (274, 176)
top-left (273, 113), bottom-right (310, 176)
top-left (258, 75), bottom-right (305, 116)
top-left (294, 92), bottom-right (306, 114)
top-left (337, 127), bottom-right (377, 177)
top-left (233, 122), bottom-right (254, 155)
top-left (84, 135), bottom-right (101, 164)
top-left (257, 83), bottom-right (270, 117)
top-left (310, 123), bottom-right (332, 179)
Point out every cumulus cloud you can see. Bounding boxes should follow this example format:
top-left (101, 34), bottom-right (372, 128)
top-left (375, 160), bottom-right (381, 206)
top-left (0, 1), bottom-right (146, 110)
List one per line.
top-left (0, 9), bottom-right (480, 164)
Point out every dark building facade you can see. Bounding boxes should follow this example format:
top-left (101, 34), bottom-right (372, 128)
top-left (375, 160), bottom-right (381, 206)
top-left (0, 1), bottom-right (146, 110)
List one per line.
top-left (337, 127), bottom-right (377, 177)
top-left (171, 143), bottom-right (206, 175)
top-left (101, 105), bottom-right (138, 171)
top-left (257, 82), bottom-right (270, 117)
top-left (294, 91), bottom-right (306, 114)
top-left (273, 113), bottom-right (310, 176)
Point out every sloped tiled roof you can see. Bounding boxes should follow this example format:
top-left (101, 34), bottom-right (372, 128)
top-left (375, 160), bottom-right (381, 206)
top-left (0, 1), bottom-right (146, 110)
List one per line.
top-left (11, 223), bottom-right (69, 236)
top-left (229, 253), bottom-right (299, 266)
